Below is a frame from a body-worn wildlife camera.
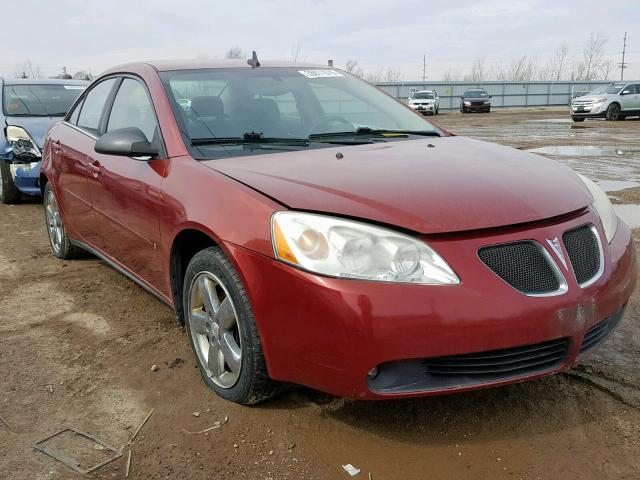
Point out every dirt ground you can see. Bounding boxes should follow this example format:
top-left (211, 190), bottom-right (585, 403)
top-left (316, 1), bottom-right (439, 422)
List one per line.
top-left (1, 107), bottom-right (640, 480)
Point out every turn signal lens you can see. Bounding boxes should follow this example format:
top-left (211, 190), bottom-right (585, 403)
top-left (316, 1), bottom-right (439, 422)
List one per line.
top-left (273, 222), bottom-right (299, 265)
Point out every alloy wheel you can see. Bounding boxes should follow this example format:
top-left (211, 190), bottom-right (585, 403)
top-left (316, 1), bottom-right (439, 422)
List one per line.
top-left (45, 189), bottom-right (64, 255)
top-left (188, 272), bottom-right (242, 388)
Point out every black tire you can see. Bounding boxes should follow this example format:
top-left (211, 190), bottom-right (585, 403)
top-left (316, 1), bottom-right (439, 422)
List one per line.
top-left (605, 103), bottom-right (621, 121)
top-left (0, 160), bottom-right (21, 204)
top-left (43, 183), bottom-right (82, 259)
top-left (571, 116), bottom-right (585, 122)
top-left (183, 246), bottom-right (280, 404)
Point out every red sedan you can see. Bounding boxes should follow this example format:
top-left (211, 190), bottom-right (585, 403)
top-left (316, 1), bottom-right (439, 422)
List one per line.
top-left (41, 59), bottom-right (637, 404)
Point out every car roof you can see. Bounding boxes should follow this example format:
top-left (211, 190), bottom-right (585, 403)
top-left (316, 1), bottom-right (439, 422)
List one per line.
top-left (106, 59), bottom-right (329, 73)
top-left (1, 78), bottom-right (89, 86)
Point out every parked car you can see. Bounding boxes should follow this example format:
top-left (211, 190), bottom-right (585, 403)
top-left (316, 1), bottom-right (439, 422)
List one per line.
top-left (0, 78), bottom-right (87, 203)
top-left (460, 88), bottom-right (491, 113)
top-left (41, 60), bottom-right (637, 404)
top-left (570, 82), bottom-right (640, 122)
top-left (408, 90), bottom-right (439, 115)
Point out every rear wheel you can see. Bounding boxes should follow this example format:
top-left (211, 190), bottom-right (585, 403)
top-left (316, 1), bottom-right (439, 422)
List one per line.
top-left (44, 183), bottom-right (82, 259)
top-left (0, 160), bottom-right (21, 204)
top-left (606, 103), bottom-right (621, 121)
top-left (183, 246), bottom-right (280, 404)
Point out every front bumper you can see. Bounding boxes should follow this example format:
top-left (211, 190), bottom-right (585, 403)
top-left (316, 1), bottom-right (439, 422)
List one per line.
top-left (462, 103), bottom-right (490, 112)
top-left (570, 103), bottom-right (607, 118)
top-left (0, 157), bottom-right (41, 196)
top-left (226, 211), bottom-right (637, 399)
top-left (410, 104), bottom-right (435, 114)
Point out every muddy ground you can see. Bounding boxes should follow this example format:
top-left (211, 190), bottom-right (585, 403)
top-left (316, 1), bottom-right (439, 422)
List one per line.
top-left (1, 107), bottom-right (639, 480)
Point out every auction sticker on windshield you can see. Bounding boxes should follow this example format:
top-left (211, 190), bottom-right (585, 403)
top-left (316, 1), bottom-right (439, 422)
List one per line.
top-left (298, 70), bottom-right (343, 78)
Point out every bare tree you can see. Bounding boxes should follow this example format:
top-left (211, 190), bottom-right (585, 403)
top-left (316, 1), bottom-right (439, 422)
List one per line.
top-left (546, 44), bottom-right (570, 81)
top-left (344, 60), bottom-right (364, 77)
top-left (289, 42), bottom-right (305, 62)
top-left (364, 67), bottom-right (385, 83)
top-left (443, 68), bottom-right (461, 82)
top-left (465, 58), bottom-right (487, 82)
top-left (225, 47), bottom-right (244, 59)
top-left (576, 32), bottom-right (609, 80)
top-left (383, 68), bottom-right (402, 82)
top-left (15, 60), bottom-right (42, 79)
top-left (506, 55), bottom-right (538, 81)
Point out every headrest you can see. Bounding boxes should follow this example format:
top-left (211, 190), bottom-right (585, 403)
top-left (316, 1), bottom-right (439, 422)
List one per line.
top-left (190, 96), bottom-right (224, 118)
top-left (247, 98), bottom-right (280, 124)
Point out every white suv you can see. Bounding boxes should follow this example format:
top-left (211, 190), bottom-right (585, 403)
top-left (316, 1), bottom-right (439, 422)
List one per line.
top-left (570, 82), bottom-right (640, 122)
top-left (408, 90), bottom-right (439, 115)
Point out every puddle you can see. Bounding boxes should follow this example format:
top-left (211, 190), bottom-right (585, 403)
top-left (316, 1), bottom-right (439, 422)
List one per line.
top-left (613, 204), bottom-right (640, 228)
top-left (528, 146), bottom-right (640, 156)
top-left (597, 180), bottom-right (640, 192)
top-left (531, 118), bottom-right (572, 124)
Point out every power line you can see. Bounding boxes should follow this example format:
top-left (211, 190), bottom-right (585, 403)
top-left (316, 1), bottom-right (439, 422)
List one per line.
top-left (619, 32), bottom-right (628, 81)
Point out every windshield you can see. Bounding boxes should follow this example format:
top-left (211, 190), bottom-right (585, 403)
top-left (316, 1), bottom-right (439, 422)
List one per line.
top-left (464, 90), bottom-right (489, 98)
top-left (160, 67), bottom-right (440, 159)
top-left (2, 84), bottom-right (86, 116)
top-left (413, 92), bottom-right (435, 99)
top-left (588, 84), bottom-right (625, 95)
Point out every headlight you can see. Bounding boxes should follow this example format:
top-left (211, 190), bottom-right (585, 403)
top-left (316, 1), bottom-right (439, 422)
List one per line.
top-left (5, 126), bottom-right (41, 159)
top-left (271, 212), bottom-right (460, 284)
top-left (578, 174), bottom-right (618, 243)
top-left (464, 101), bottom-right (471, 106)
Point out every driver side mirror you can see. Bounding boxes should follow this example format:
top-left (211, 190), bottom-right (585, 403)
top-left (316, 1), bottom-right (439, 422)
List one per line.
top-left (95, 127), bottom-right (159, 159)
top-left (621, 90), bottom-right (631, 95)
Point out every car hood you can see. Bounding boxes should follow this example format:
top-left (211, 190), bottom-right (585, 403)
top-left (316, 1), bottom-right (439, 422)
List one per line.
top-left (4, 115), bottom-right (63, 149)
top-left (573, 94), bottom-right (613, 102)
top-left (202, 136), bottom-right (592, 234)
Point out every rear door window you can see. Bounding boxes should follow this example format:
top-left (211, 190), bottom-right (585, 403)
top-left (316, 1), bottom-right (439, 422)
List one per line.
top-left (76, 78), bottom-right (117, 135)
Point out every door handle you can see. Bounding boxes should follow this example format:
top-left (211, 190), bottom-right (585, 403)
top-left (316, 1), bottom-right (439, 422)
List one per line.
top-left (88, 160), bottom-right (102, 178)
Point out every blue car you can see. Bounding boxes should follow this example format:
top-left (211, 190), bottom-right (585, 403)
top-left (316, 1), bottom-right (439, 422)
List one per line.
top-left (1, 78), bottom-right (87, 203)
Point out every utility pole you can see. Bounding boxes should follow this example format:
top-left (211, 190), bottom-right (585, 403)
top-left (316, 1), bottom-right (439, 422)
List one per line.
top-left (619, 32), bottom-right (628, 81)
top-left (422, 55), bottom-right (426, 83)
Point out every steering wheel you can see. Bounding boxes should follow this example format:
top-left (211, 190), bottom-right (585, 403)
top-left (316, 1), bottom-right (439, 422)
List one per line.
top-left (306, 115), bottom-right (355, 136)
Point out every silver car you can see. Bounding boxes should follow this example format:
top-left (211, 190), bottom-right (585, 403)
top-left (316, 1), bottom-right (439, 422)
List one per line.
top-left (570, 82), bottom-right (640, 122)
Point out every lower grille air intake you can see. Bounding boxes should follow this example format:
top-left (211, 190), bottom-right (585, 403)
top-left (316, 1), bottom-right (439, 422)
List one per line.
top-left (478, 241), bottom-right (561, 295)
top-left (369, 338), bottom-right (570, 394)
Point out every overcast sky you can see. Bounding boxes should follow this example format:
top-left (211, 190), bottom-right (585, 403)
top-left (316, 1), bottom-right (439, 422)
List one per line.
top-left (1, 0), bottom-right (638, 81)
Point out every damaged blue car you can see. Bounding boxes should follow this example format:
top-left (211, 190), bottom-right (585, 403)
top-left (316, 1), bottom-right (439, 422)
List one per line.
top-left (1, 78), bottom-right (87, 203)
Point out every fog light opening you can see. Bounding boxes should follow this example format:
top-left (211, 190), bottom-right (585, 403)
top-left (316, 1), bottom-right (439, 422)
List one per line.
top-left (367, 366), bottom-right (379, 379)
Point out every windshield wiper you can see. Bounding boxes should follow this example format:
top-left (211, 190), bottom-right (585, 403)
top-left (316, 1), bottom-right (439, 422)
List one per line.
top-left (192, 132), bottom-right (309, 146)
top-left (309, 127), bottom-right (440, 139)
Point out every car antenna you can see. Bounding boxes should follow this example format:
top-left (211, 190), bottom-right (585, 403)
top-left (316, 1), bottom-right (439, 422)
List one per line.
top-left (247, 51), bottom-right (260, 68)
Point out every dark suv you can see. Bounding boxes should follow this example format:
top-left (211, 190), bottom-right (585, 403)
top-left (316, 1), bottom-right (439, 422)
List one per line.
top-left (460, 88), bottom-right (491, 113)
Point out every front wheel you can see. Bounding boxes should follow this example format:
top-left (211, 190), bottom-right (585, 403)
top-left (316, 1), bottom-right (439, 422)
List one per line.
top-left (606, 103), bottom-right (621, 121)
top-left (183, 246), bottom-right (280, 404)
top-left (0, 160), bottom-right (21, 204)
top-left (571, 116), bottom-right (585, 122)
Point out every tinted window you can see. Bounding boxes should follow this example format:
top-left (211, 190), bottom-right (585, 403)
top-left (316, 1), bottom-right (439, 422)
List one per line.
top-left (2, 84), bottom-right (85, 116)
top-left (77, 78), bottom-right (117, 135)
top-left (68, 99), bottom-right (83, 125)
top-left (464, 90), bottom-right (489, 98)
top-left (413, 92), bottom-right (435, 99)
top-left (161, 68), bottom-right (439, 157)
top-left (625, 85), bottom-right (638, 94)
top-left (107, 78), bottom-right (159, 143)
